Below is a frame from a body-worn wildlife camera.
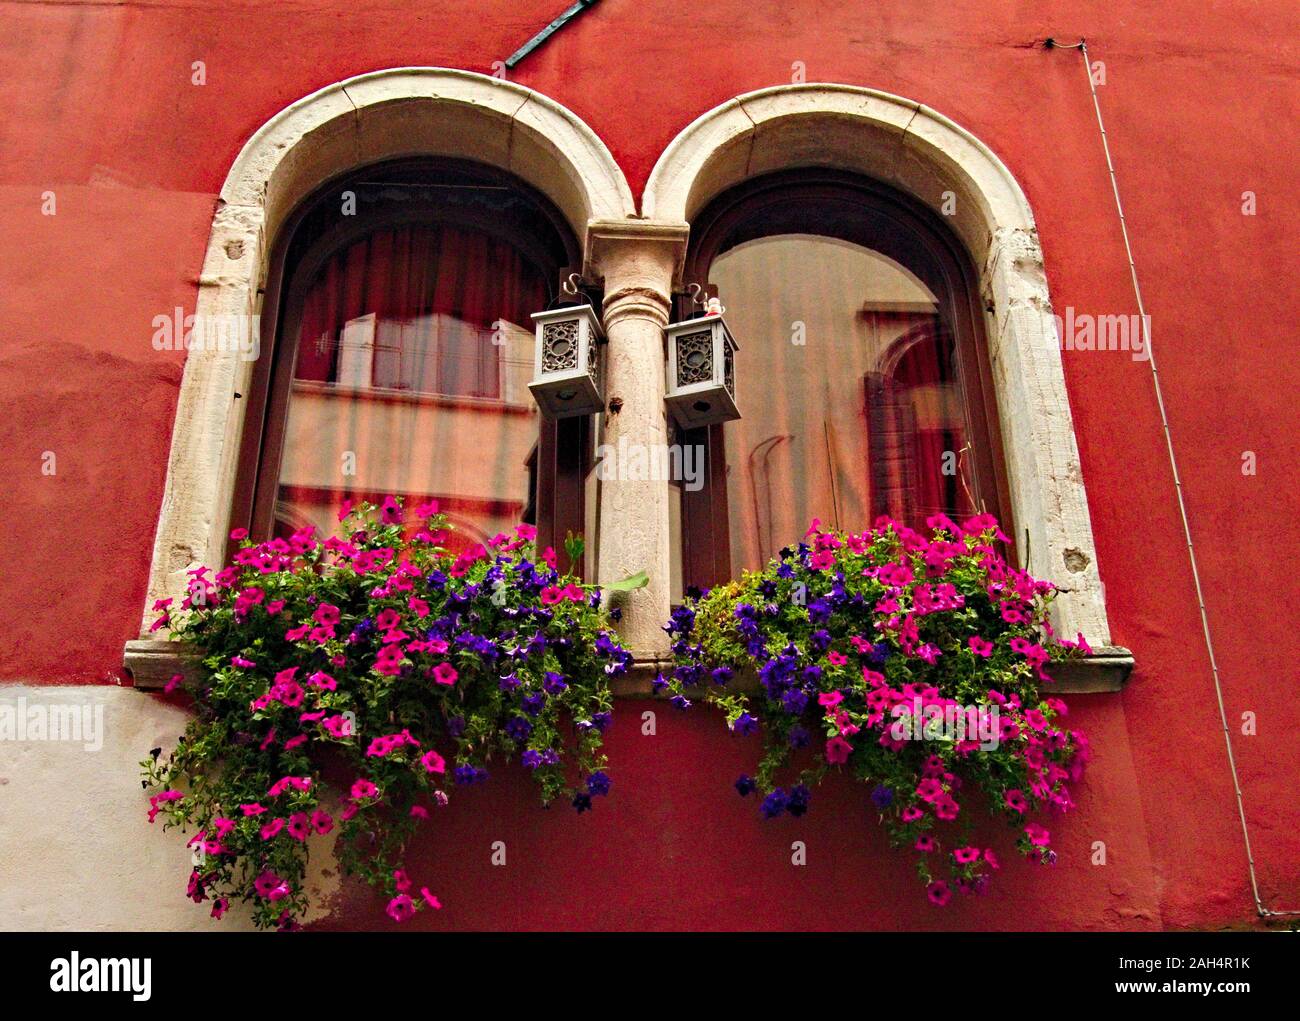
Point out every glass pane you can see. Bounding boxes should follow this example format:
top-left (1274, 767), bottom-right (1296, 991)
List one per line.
top-left (711, 233), bottom-right (975, 577)
top-left (273, 224), bottom-right (544, 554)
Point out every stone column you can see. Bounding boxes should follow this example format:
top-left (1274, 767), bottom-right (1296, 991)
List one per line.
top-left (584, 220), bottom-right (689, 669)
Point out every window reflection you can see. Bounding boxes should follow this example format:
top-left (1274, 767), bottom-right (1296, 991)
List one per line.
top-left (711, 233), bottom-right (974, 576)
top-left (273, 224), bottom-right (545, 554)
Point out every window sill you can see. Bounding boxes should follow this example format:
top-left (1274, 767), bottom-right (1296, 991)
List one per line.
top-left (123, 640), bottom-right (1133, 695)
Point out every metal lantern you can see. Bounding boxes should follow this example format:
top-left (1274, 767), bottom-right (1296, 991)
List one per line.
top-left (664, 309), bottom-right (740, 428)
top-left (528, 304), bottom-right (605, 418)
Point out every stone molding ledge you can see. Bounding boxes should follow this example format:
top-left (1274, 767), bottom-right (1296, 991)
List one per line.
top-left (123, 639), bottom-right (1133, 696)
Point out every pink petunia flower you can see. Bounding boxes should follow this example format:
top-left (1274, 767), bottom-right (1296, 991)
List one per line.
top-left (968, 636), bottom-right (994, 658)
top-left (934, 795), bottom-right (960, 821)
top-left (421, 749), bottom-right (446, 774)
top-left (386, 894), bottom-right (416, 922)
top-left (916, 778), bottom-right (944, 803)
top-left (260, 818), bottom-right (284, 841)
top-left (926, 880), bottom-right (952, 906)
top-left (287, 813), bottom-right (311, 841)
top-left (322, 715), bottom-right (353, 739)
top-left (350, 779), bottom-right (379, 801)
top-left (253, 870), bottom-right (283, 898)
top-left (432, 662), bottom-right (458, 686)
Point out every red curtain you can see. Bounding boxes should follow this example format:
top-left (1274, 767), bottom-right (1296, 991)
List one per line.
top-left (294, 225), bottom-right (544, 396)
top-left (272, 223), bottom-right (548, 545)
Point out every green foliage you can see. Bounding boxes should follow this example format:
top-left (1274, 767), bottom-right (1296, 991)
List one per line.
top-left (143, 499), bottom-right (629, 928)
top-left (659, 514), bottom-right (1091, 903)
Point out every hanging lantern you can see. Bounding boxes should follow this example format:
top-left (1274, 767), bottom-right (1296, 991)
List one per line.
top-left (664, 302), bottom-right (740, 428)
top-left (528, 304), bottom-right (605, 418)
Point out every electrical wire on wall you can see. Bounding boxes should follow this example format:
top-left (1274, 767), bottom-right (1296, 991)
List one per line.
top-left (1047, 37), bottom-right (1298, 918)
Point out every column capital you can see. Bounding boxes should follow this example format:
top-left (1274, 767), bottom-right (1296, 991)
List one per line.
top-left (583, 219), bottom-right (690, 329)
top-left (583, 218), bottom-right (690, 278)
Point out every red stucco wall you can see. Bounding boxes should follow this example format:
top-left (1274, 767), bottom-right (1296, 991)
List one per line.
top-left (1, 0), bottom-right (1295, 929)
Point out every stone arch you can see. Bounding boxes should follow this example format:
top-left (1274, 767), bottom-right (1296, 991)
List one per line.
top-left (645, 84), bottom-right (1122, 660)
top-left (136, 68), bottom-right (634, 633)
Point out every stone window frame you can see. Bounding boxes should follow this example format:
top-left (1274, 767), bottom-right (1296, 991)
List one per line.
top-left (641, 84), bottom-right (1131, 691)
top-left (124, 67), bottom-right (638, 687)
top-left (125, 73), bottom-right (1130, 694)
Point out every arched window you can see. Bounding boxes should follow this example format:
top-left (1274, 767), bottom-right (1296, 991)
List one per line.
top-left (676, 171), bottom-right (1010, 590)
top-left (230, 159), bottom-right (593, 569)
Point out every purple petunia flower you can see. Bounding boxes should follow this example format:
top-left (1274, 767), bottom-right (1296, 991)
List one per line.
top-left (521, 692), bottom-right (546, 717)
top-left (781, 688), bottom-right (808, 714)
top-left (732, 712), bottom-right (759, 736)
top-left (760, 788), bottom-right (789, 819)
top-left (453, 764), bottom-right (488, 785)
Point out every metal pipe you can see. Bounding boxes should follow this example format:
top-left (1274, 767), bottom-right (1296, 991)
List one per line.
top-left (505, 0), bottom-right (602, 70)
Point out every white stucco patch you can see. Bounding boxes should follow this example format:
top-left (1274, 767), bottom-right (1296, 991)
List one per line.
top-left (0, 684), bottom-right (251, 930)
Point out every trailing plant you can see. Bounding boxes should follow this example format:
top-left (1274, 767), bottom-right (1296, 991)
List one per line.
top-left (658, 513), bottom-right (1091, 905)
top-left (142, 497), bottom-right (631, 929)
